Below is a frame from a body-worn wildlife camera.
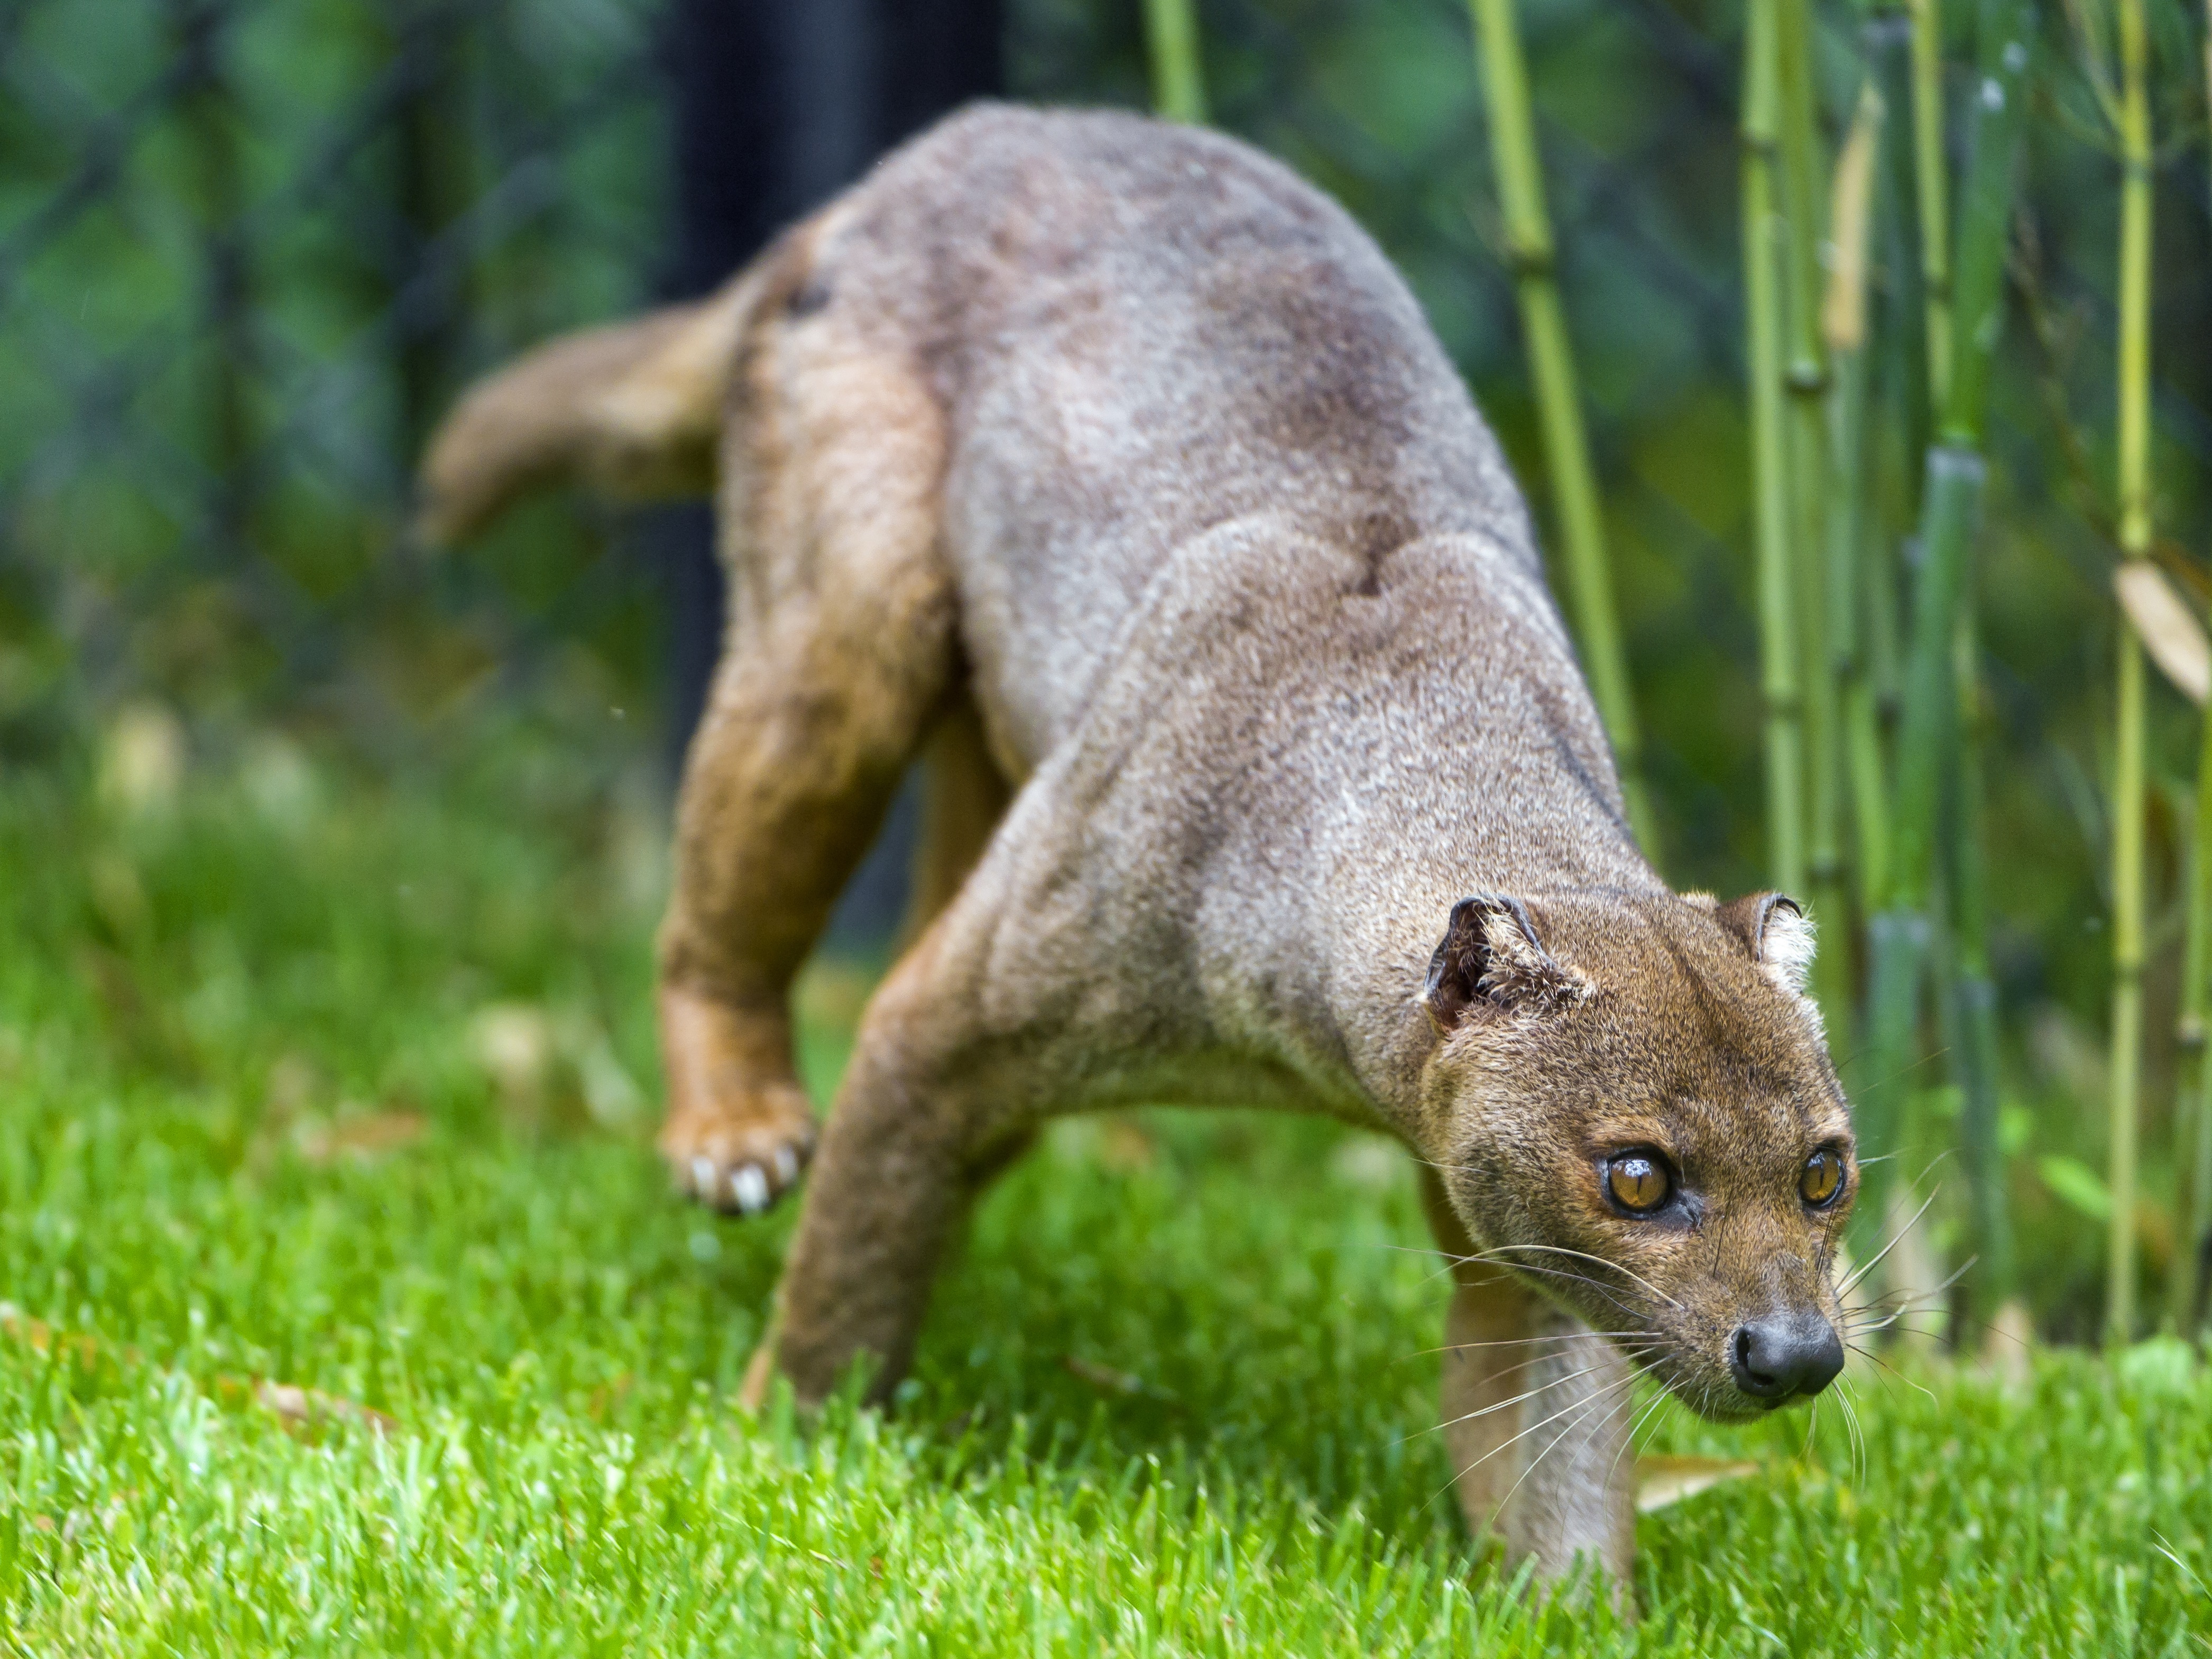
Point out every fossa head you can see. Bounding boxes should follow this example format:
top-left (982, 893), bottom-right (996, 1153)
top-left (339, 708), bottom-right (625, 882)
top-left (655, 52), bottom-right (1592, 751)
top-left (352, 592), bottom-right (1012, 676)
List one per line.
top-left (1420, 889), bottom-right (1854, 1421)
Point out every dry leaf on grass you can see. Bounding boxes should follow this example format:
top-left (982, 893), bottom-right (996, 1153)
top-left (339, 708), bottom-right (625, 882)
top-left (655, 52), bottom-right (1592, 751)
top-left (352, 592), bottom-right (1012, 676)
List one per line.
top-left (295, 1109), bottom-right (426, 1163)
top-left (209, 1374), bottom-right (399, 1438)
top-left (1095, 1116), bottom-right (1156, 1172)
top-left (1633, 1454), bottom-right (1761, 1513)
top-left (588, 1372), bottom-right (635, 1422)
top-left (1063, 1354), bottom-right (1146, 1394)
top-left (0, 1302), bottom-right (105, 1367)
top-left (1063, 1353), bottom-right (1181, 1407)
top-left (3, 1302), bottom-right (396, 1437)
top-left (249, 1380), bottom-right (398, 1437)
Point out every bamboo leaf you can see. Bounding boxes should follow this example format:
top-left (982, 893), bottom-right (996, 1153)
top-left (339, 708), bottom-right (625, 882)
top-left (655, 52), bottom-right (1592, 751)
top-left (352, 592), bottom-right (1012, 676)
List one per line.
top-left (2039, 1153), bottom-right (2115, 1220)
top-left (1822, 88), bottom-right (1881, 356)
top-left (2114, 560), bottom-right (2210, 705)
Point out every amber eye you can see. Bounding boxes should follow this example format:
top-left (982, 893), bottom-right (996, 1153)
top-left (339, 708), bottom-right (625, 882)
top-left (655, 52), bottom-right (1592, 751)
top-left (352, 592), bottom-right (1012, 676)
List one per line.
top-left (1607, 1153), bottom-right (1672, 1214)
top-left (1800, 1148), bottom-right (1845, 1208)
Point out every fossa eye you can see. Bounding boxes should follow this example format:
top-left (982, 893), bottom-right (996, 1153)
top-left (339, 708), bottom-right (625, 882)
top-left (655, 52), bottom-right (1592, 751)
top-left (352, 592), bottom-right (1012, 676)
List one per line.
top-left (1606, 1151), bottom-right (1671, 1214)
top-left (1799, 1148), bottom-right (1845, 1208)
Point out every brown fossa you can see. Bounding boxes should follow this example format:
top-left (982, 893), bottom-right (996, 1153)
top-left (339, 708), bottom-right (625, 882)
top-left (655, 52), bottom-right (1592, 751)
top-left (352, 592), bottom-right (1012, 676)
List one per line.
top-left (421, 105), bottom-right (1857, 1599)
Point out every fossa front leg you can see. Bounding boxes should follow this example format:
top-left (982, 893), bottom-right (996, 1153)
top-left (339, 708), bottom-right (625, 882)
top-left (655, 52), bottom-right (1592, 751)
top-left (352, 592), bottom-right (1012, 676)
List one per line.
top-left (1421, 1169), bottom-right (1637, 1604)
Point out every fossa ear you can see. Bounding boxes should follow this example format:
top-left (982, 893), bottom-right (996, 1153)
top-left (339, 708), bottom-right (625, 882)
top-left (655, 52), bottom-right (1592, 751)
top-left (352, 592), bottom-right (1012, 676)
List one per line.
top-left (1424, 894), bottom-right (1590, 1033)
top-left (1715, 891), bottom-right (1815, 997)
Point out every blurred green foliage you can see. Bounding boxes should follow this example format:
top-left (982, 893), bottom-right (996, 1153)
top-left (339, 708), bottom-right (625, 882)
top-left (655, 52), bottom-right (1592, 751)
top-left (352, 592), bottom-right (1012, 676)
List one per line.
top-left (5, 0), bottom-right (2212, 1332)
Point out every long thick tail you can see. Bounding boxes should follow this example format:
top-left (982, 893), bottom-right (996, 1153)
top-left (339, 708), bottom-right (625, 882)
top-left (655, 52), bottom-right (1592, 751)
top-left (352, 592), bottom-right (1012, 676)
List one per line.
top-left (414, 274), bottom-right (753, 547)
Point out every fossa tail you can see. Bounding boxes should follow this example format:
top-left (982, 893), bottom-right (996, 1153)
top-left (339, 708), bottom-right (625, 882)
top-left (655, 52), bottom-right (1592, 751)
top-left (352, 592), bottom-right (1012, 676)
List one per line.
top-left (414, 273), bottom-right (754, 547)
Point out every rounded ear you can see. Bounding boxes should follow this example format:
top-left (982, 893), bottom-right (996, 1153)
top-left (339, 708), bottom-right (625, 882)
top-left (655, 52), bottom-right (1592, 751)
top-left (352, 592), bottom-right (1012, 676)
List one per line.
top-left (1423, 894), bottom-right (1589, 1034)
top-left (1715, 891), bottom-right (1815, 996)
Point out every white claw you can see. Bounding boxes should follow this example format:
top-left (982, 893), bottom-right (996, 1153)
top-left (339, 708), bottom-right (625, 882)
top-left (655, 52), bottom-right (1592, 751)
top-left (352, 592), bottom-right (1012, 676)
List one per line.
top-left (772, 1145), bottom-right (798, 1186)
top-left (689, 1155), bottom-right (717, 1198)
top-left (732, 1164), bottom-right (770, 1215)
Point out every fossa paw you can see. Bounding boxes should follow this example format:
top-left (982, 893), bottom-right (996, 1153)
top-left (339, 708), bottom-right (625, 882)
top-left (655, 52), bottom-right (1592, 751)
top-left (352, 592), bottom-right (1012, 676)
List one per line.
top-left (657, 1087), bottom-right (817, 1216)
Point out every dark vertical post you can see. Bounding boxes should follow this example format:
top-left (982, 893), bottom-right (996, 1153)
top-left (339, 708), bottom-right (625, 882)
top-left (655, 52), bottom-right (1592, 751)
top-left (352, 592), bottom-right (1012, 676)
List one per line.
top-left (391, 0), bottom-right (473, 475)
top-left (658, 0), bottom-right (1002, 773)
top-left (170, 0), bottom-right (253, 560)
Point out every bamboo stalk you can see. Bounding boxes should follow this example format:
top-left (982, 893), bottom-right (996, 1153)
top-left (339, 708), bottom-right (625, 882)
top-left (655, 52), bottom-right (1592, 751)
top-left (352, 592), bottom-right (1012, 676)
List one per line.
top-left (1859, 448), bottom-right (1981, 1203)
top-left (1857, 12), bottom-right (1923, 921)
top-left (1144, 0), bottom-right (1209, 125)
top-left (1909, 0), bottom-right (1952, 408)
top-left (1872, 7), bottom-right (1933, 512)
top-left (1776, 0), bottom-right (1847, 1024)
top-left (2186, 0), bottom-right (2212, 1339)
top-left (1467, 0), bottom-right (1660, 859)
top-left (2106, 0), bottom-right (2153, 1343)
top-left (1830, 72), bottom-right (1889, 823)
top-left (1853, 0), bottom-right (2032, 1242)
top-left (2156, 21), bottom-right (2212, 1337)
top-left (1947, 575), bottom-right (2014, 1316)
top-left (2110, 629), bottom-right (2148, 1339)
top-left (1826, 86), bottom-right (1883, 1043)
top-left (2187, 703), bottom-right (2212, 1333)
top-left (1743, 0), bottom-right (1805, 899)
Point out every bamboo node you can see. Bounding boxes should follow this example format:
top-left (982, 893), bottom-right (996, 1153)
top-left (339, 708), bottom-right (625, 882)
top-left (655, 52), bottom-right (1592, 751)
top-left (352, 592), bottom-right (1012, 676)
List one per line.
top-left (1505, 243), bottom-right (1556, 279)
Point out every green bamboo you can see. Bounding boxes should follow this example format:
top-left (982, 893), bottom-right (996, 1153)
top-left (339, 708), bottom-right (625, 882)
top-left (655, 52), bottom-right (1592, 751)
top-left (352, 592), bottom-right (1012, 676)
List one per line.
top-left (1947, 574), bottom-right (2015, 1315)
top-left (1857, 11), bottom-right (1923, 922)
top-left (2110, 630), bottom-right (2148, 1339)
top-left (1858, 449), bottom-right (1980, 1214)
top-left (2186, 0), bottom-right (2212, 1340)
top-left (1143, 0), bottom-right (1209, 125)
top-left (2181, 661), bottom-right (2212, 1330)
top-left (1776, 0), bottom-right (1847, 1024)
top-left (2175, 697), bottom-right (2212, 1332)
top-left (2167, 0), bottom-right (2212, 1333)
top-left (1831, 42), bottom-right (1902, 924)
top-left (1853, 0), bottom-right (2033, 1242)
top-left (1466, 0), bottom-right (1658, 859)
top-left (1909, 0), bottom-right (1952, 409)
top-left (1826, 86), bottom-right (1884, 1030)
top-left (2106, 0), bottom-right (2154, 1343)
top-left (1743, 0), bottom-right (1805, 898)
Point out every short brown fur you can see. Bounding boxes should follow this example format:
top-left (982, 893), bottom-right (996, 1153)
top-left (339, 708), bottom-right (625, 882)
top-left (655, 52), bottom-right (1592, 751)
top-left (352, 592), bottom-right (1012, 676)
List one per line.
top-left (421, 106), bottom-right (1856, 1602)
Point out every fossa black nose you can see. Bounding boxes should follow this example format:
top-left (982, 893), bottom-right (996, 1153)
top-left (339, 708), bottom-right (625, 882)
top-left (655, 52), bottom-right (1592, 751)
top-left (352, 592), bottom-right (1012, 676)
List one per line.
top-left (1729, 1315), bottom-right (1845, 1400)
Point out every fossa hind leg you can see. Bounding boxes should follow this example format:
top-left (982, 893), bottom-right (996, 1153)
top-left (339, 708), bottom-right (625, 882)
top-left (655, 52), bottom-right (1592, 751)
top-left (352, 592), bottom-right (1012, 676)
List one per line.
top-left (655, 267), bottom-right (959, 1215)
top-left (1420, 1170), bottom-right (1637, 1601)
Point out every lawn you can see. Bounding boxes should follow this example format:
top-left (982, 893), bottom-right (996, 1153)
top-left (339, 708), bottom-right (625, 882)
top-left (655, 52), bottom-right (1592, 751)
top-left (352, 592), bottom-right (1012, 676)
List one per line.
top-left (2, 712), bottom-right (2209, 1655)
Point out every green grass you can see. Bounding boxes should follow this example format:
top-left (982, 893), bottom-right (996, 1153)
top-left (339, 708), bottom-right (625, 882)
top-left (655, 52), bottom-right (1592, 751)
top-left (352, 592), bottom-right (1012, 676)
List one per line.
top-left (3, 715), bottom-right (2211, 1654)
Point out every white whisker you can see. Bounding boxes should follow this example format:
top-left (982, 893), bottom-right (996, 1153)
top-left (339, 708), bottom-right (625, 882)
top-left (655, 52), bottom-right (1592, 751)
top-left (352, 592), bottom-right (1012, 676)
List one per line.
top-left (1838, 1186), bottom-right (1942, 1299)
top-left (1459, 1243), bottom-right (1685, 1311)
top-left (1487, 1376), bottom-right (1645, 1538)
top-left (1418, 1360), bottom-right (1617, 1439)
